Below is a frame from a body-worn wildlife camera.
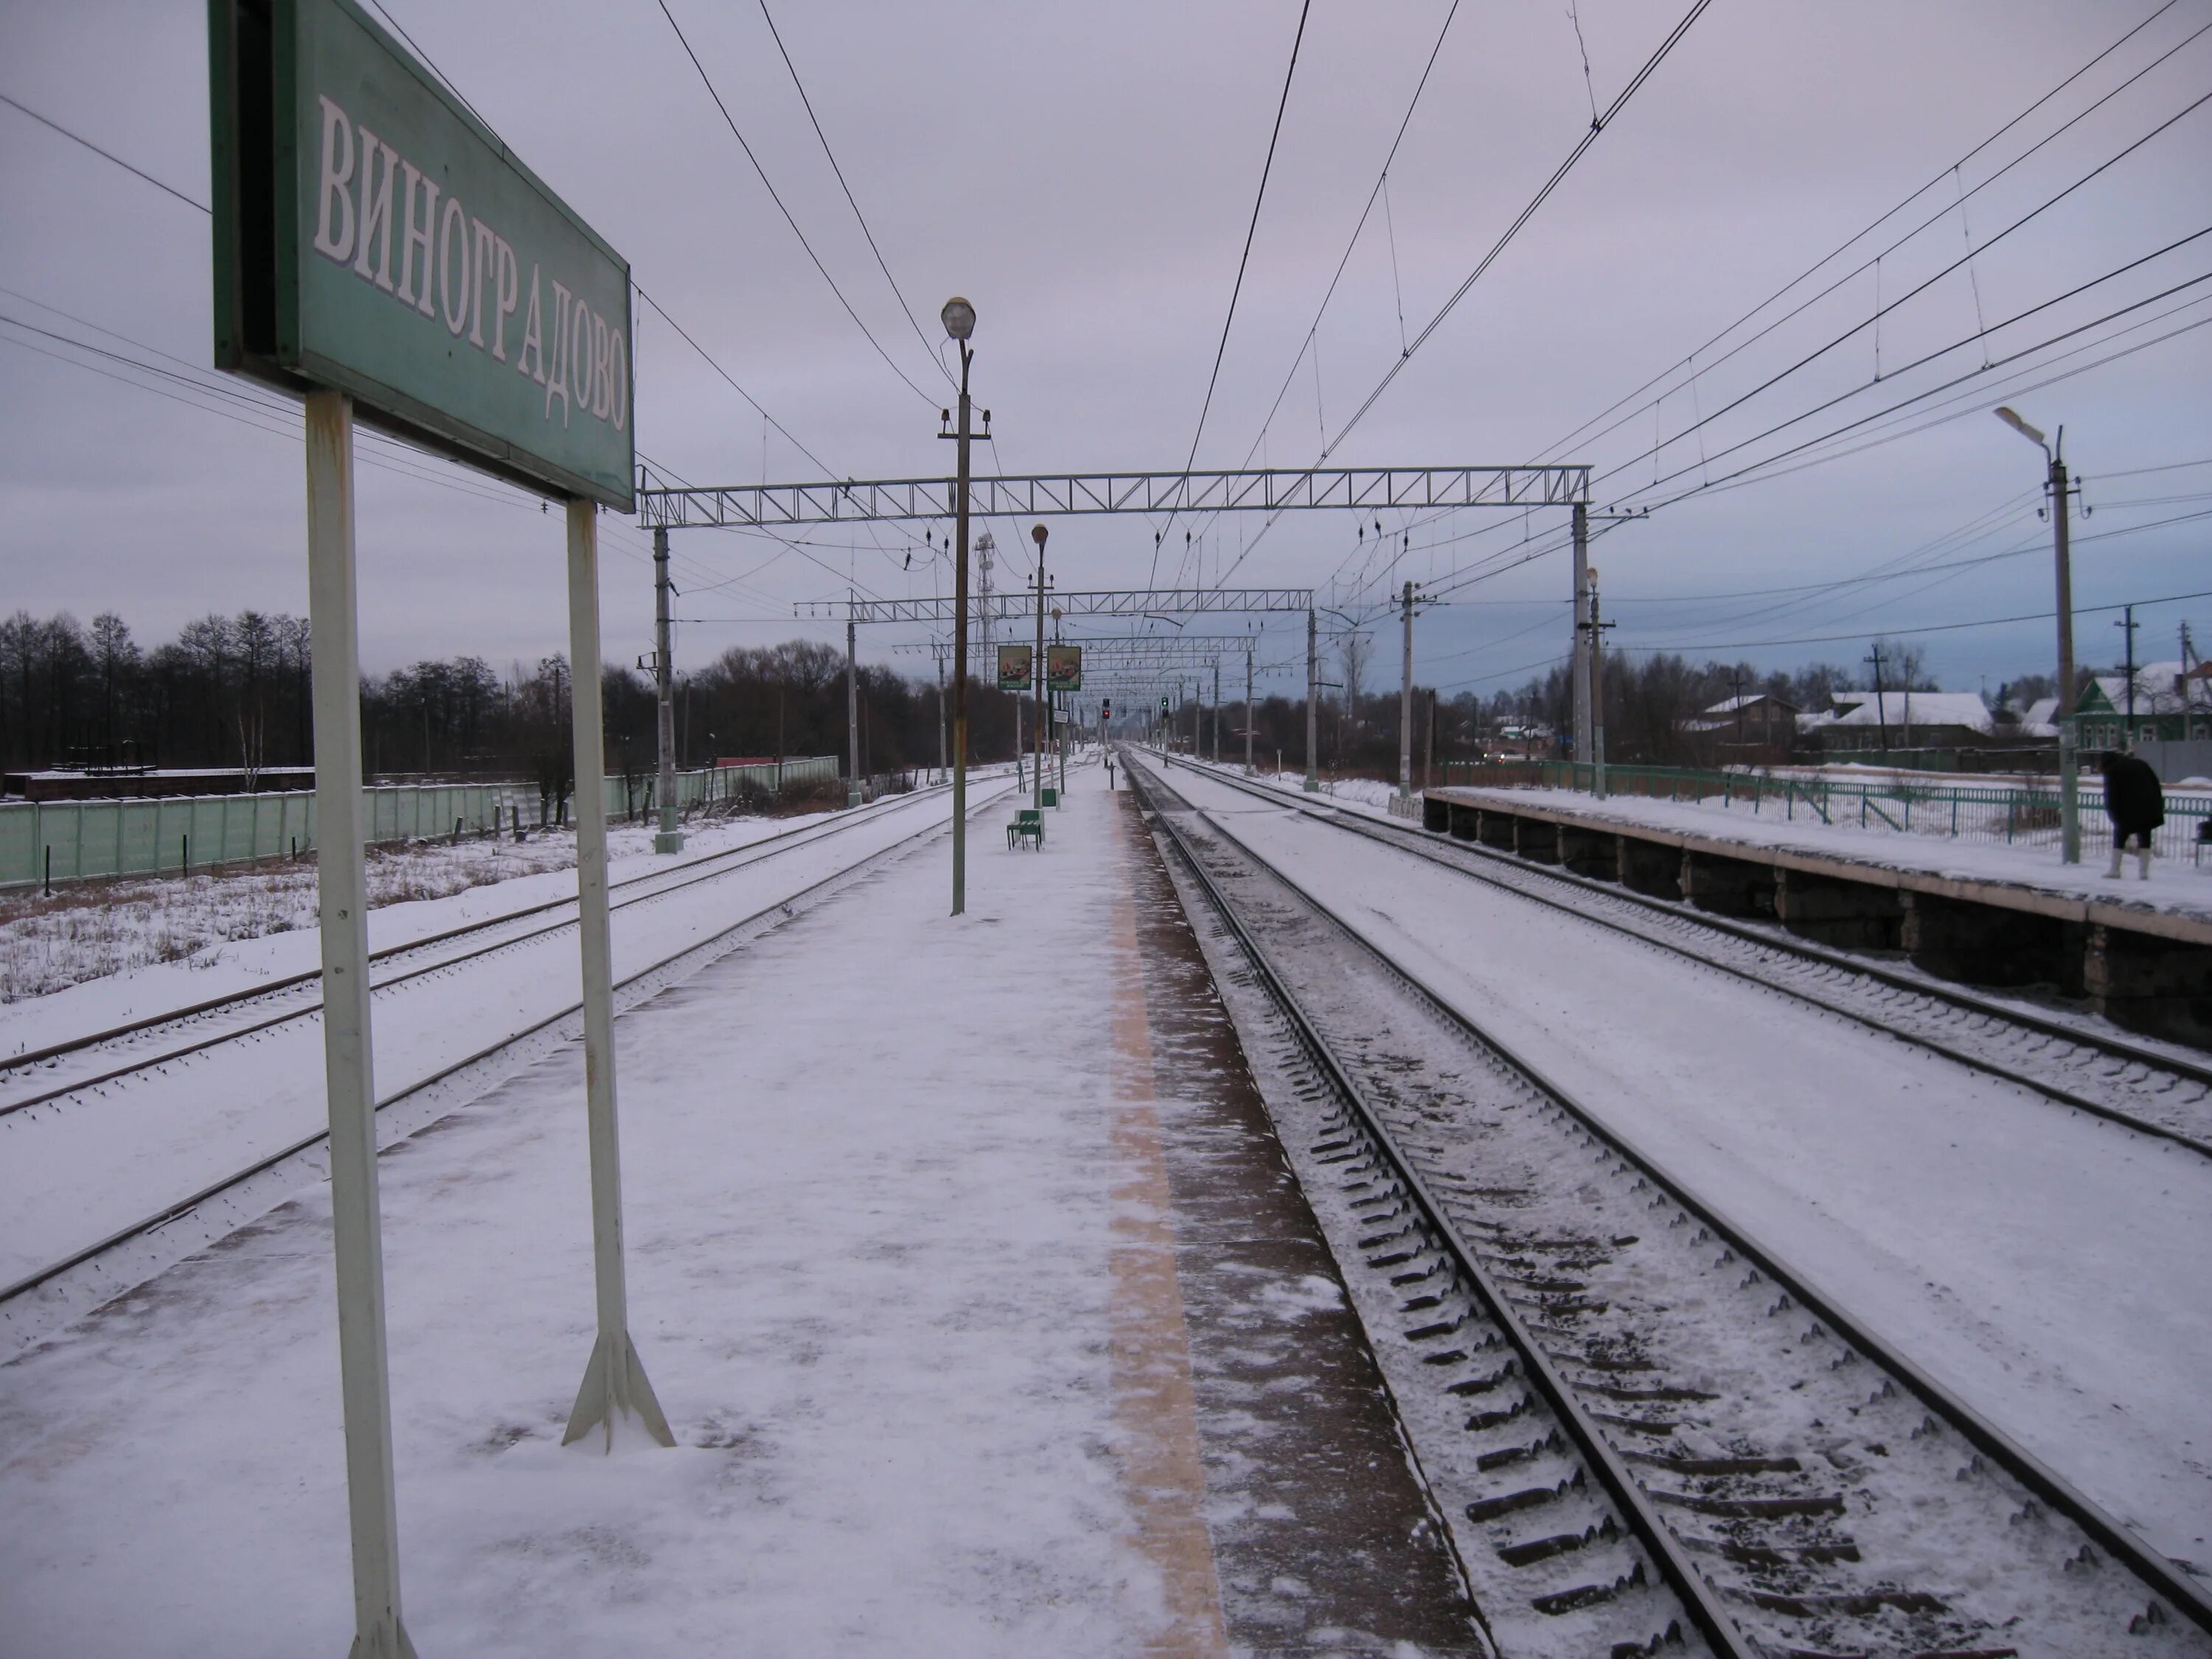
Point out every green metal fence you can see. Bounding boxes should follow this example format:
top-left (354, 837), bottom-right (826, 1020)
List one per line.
top-left (0, 757), bottom-right (841, 890)
top-left (1437, 760), bottom-right (2212, 862)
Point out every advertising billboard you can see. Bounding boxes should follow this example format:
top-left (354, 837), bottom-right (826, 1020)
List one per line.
top-left (1044, 644), bottom-right (1082, 693)
top-left (996, 644), bottom-right (1032, 691)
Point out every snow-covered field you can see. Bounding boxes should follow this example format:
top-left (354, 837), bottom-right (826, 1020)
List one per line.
top-left (1151, 755), bottom-right (2212, 1570)
top-left (0, 804), bottom-right (848, 1006)
top-left (0, 762), bottom-right (1215, 1658)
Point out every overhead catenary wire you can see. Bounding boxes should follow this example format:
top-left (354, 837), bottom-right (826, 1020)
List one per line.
top-left (654, 0), bottom-right (939, 408)
top-left (1211, 0), bottom-right (1711, 591)
top-left (1152, 0), bottom-right (1315, 582)
top-left (753, 0), bottom-right (953, 390)
top-left (1382, 4), bottom-right (2212, 600)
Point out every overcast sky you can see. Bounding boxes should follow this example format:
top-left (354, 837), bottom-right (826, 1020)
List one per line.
top-left (4, 0), bottom-right (2208, 702)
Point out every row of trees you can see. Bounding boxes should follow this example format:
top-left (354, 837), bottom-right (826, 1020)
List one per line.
top-left (1152, 635), bottom-right (2047, 777)
top-left (5, 608), bottom-right (2070, 789)
top-left (0, 611), bottom-right (1040, 785)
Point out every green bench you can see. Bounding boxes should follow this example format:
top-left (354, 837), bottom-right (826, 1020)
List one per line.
top-left (1007, 807), bottom-right (1045, 850)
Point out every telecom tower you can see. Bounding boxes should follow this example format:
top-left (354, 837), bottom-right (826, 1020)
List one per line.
top-left (975, 529), bottom-right (996, 670)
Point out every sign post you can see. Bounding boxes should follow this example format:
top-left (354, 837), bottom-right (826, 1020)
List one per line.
top-left (305, 386), bottom-right (416, 1659)
top-left (212, 2), bottom-right (662, 1649)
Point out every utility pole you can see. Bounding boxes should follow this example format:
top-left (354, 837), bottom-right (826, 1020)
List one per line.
top-left (845, 598), bottom-right (861, 807)
top-left (1239, 650), bottom-right (1256, 779)
top-left (939, 297), bottom-right (978, 912)
top-left (1587, 569), bottom-right (1613, 799)
top-left (1032, 524), bottom-right (1049, 815)
top-left (1994, 406), bottom-right (2080, 861)
top-left (1399, 578), bottom-right (1417, 799)
top-left (1304, 608), bottom-right (1320, 792)
top-left (1571, 501), bottom-right (1591, 773)
top-left (651, 526), bottom-right (684, 852)
top-left (2116, 604), bottom-right (2138, 738)
top-left (1727, 667), bottom-right (1749, 749)
top-left (935, 641), bottom-right (947, 782)
top-left (1212, 659), bottom-right (1222, 762)
top-left (1863, 643), bottom-right (1891, 754)
top-left (1425, 686), bottom-right (1437, 790)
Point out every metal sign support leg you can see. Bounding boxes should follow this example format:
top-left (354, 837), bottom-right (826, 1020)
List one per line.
top-left (562, 498), bottom-right (675, 1453)
top-left (305, 389), bottom-right (419, 1659)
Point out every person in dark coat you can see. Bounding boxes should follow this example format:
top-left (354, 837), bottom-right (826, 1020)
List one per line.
top-left (2099, 748), bottom-right (2164, 880)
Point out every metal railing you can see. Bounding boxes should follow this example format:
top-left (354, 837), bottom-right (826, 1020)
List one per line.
top-left (1437, 760), bottom-right (2212, 862)
top-left (0, 758), bottom-right (842, 890)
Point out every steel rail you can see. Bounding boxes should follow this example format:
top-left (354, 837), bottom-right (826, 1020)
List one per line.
top-left (1135, 753), bottom-right (2212, 1638)
top-left (1167, 757), bottom-right (2212, 1157)
top-left (0, 779), bottom-right (1017, 1312)
top-left (0, 783), bottom-right (957, 1108)
top-left (1126, 759), bottom-right (1739, 1655)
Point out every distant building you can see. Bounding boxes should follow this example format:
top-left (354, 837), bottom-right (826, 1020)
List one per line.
top-left (1685, 692), bottom-right (1798, 745)
top-left (2066, 662), bottom-right (2212, 748)
top-left (1816, 691), bottom-right (1996, 751)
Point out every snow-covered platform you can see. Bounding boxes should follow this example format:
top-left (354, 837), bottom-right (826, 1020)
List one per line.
top-left (0, 765), bottom-right (1475, 1657)
top-left (1425, 782), bottom-right (2212, 1041)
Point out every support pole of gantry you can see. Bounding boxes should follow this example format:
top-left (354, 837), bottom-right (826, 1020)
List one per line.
top-left (305, 389), bottom-right (420, 1659)
top-left (846, 598), bottom-right (862, 808)
top-left (1398, 578), bottom-right (1416, 799)
top-left (652, 527), bottom-right (684, 852)
top-left (563, 496), bottom-right (675, 1454)
top-left (1244, 645), bottom-right (1254, 774)
top-left (1304, 608), bottom-right (1320, 792)
top-left (1571, 501), bottom-right (1590, 785)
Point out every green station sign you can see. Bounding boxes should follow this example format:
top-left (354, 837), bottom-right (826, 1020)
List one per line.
top-left (210, 0), bottom-right (634, 509)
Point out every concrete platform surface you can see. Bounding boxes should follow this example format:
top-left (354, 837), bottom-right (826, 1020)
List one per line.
top-left (0, 765), bottom-right (1476, 1658)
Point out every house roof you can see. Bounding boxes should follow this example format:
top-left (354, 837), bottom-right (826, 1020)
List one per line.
top-left (1826, 691), bottom-right (1994, 733)
top-left (1700, 693), bottom-right (1798, 716)
top-left (2076, 663), bottom-right (2194, 717)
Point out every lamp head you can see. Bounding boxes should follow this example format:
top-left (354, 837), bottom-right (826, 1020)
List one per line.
top-left (1031, 523), bottom-right (1048, 549)
top-left (941, 296), bottom-right (976, 341)
top-left (1993, 406), bottom-right (2046, 448)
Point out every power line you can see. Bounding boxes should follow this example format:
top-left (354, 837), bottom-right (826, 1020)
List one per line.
top-left (1152, 0), bottom-right (1314, 581)
top-left (0, 91), bottom-right (208, 212)
top-left (1537, 4), bottom-right (2205, 467)
top-left (1211, 0), bottom-right (1711, 591)
top-left (1382, 2), bottom-right (2211, 593)
top-left (1611, 583), bottom-right (2212, 657)
top-left (654, 0), bottom-right (938, 407)
top-left (1323, 0), bottom-right (1711, 458)
top-left (1188, 0), bottom-right (1465, 547)
top-left (753, 0), bottom-right (952, 389)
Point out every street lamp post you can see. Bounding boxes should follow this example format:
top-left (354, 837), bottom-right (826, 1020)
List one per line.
top-left (1995, 406), bottom-right (2081, 863)
top-left (942, 297), bottom-right (977, 912)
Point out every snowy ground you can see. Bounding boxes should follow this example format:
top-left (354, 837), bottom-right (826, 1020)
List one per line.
top-left (1147, 754), bottom-right (2212, 1571)
top-left (0, 783), bottom-right (1011, 1291)
top-left (0, 760), bottom-right (1260, 1657)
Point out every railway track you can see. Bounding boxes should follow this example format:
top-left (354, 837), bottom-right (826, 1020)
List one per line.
top-left (0, 779), bottom-right (1015, 1348)
top-left (0, 779), bottom-right (961, 1118)
top-left (1162, 756), bottom-right (2212, 1158)
top-left (1128, 753), bottom-right (2212, 1659)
